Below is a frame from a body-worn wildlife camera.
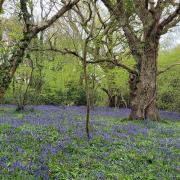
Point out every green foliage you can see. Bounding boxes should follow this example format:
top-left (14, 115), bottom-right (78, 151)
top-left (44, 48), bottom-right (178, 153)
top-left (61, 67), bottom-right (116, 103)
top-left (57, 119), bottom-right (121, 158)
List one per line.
top-left (3, 17), bottom-right (23, 41)
top-left (157, 46), bottom-right (180, 112)
top-left (37, 89), bottom-right (65, 105)
top-left (124, 0), bottom-right (134, 14)
top-left (65, 81), bottom-right (87, 106)
top-left (2, 28), bottom-right (180, 112)
top-left (31, 81), bottom-right (87, 106)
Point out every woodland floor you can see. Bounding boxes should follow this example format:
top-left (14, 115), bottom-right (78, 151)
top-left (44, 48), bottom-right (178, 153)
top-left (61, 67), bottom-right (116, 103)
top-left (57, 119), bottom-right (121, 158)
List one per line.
top-left (0, 105), bottom-right (179, 179)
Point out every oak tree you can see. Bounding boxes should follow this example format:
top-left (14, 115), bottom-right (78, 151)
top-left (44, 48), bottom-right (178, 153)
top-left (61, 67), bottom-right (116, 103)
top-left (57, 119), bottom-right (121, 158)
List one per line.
top-left (101, 0), bottom-right (180, 120)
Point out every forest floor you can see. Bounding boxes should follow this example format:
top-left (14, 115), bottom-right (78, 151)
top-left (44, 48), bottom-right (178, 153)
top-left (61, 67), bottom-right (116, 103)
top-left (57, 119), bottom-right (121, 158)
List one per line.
top-left (0, 105), bottom-right (179, 179)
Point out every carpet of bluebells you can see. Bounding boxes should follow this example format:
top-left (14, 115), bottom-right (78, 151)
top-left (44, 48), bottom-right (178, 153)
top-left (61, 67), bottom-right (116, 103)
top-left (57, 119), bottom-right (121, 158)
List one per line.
top-left (0, 105), bottom-right (179, 179)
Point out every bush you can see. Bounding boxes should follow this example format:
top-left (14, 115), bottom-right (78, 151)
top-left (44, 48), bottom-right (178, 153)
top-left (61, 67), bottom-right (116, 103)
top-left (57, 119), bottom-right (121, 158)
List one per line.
top-left (37, 89), bottom-right (65, 105)
top-left (65, 81), bottom-right (87, 106)
top-left (157, 77), bottom-right (180, 112)
top-left (31, 82), bottom-right (87, 106)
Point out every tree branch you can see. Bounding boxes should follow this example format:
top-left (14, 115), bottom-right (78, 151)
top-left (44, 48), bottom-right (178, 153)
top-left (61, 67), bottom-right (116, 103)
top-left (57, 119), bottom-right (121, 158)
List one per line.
top-left (30, 46), bottom-right (136, 75)
top-left (29, 47), bottom-right (83, 60)
top-left (33, 0), bottom-right (80, 35)
top-left (101, 0), bottom-right (142, 58)
top-left (133, 0), bottom-right (149, 23)
top-left (0, 0), bottom-right (5, 13)
top-left (158, 4), bottom-right (180, 34)
top-left (101, 0), bottom-right (114, 12)
top-left (20, 0), bottom-right (33, 32)
top-left (158, 62), bottom-right (180, 75)
top-left (87, 59), bottom-right (137, 75)
top-left (161, 15), bottom-right (180, 34)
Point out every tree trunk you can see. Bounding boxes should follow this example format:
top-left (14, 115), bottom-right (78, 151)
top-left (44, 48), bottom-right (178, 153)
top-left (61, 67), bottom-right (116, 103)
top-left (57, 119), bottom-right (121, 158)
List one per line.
top-left (0, 87), bottom-right (4, 100)
top-left (0, 38), bottom-right (30, 101)
top-left (102, 88), bottom-right (127, 108)
top-left (109, 95), bottom-right (116, 107)
top-left (0, 70), bottom-right (11, 101)
top-left (102, 88), bottom-right (115, 107)
top-left (129, 47), bottom-right (160, 121)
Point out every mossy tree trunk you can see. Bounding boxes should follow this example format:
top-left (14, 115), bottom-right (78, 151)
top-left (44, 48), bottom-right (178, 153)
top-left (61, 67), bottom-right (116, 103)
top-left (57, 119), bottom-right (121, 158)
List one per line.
top-left (0, 38), bottom-right (30, 100)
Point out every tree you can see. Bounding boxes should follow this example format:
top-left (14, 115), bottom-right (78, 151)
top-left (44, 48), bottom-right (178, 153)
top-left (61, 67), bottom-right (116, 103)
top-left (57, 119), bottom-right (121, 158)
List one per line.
top-left (31, 1), bottom-right (96, 139)
top-left (0, 0), bottom-right (5, 13)
top-left (101, 0), bottom-right (180, 120)
top-left (63, 1), bottom-right (96, 139)
top-left (0, 0), bottom-right (80, 100)
top-left (41, 1), bottom-right (131, 109)
top-left (13, 56), bottom-right (35, 111)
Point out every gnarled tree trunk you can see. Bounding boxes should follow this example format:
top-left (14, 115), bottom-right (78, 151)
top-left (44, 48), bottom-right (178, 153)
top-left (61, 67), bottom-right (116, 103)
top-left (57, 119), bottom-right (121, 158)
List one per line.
top-left (101, 0), bottom-right (180, 121)
top-left (129, 45), bottom-right (160, 121)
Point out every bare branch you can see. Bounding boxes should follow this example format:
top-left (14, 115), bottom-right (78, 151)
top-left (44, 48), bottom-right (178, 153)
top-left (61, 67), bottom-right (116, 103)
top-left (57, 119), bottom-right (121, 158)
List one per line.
top-left (101, 0), bottom-right (142, 57)
top-left (33, 0), bottom-right (80, 35)
top-left (158, 62), bottom-right (180, 75)
top-left (87, 59), bottom-right (137, 75)
top-left (30, 46), bottom-right (136, 75)
top-left (133, 0), bottom-right (149, 23)
top-left (29, 47), bottom-right (83, 60)
top-left (158, 4), bottom-right (180, 34)
top-left (161, 15), bottom-right (180, 34)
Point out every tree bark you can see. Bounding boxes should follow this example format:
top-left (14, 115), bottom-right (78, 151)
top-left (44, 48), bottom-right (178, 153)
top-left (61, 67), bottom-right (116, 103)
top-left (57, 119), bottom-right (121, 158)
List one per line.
top-left (129, 45), bottom-right (160, 121)
top-left (0, 88), bottom-right (4, 100)
top-left (0, 38), bottom-right (30, 101)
